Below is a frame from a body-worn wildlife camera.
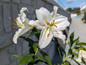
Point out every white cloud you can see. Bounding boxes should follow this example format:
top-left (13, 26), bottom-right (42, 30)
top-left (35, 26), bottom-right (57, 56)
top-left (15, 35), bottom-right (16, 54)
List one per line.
top-left (66, 0), bottom-right (77, 2)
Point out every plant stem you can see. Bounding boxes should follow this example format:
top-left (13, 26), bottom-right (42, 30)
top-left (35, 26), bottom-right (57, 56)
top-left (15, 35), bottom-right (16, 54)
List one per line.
top-left (57, 47), bottom-right (63, 61)
top-left (63, 54), bottom-right (69, 62)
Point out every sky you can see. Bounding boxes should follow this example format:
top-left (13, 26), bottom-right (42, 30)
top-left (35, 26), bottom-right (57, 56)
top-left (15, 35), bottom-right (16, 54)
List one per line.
top-left (55, 0), bottom-right (86, 9)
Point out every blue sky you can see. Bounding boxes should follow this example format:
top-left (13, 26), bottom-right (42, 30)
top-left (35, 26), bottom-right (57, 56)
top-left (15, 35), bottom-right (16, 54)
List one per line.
top-left (56, 0), bottom-right (86, 8)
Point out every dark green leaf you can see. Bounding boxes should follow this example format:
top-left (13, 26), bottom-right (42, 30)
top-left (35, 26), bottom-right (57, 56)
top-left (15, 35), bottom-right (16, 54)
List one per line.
top-left (37, 56), bottom-right (45, 62)
top-left (68, 49), bottom-right (72, 55)
top-left (18, 54), bottom-right (34, 65)
top-left (77, 42), bottom-right (86, 46)
top-left (70, 32), bottom-right (74, 47)
top-left (72, 52), bottom-right (78, 58)
top-left (44, 56), bottom-right (52, 65)
top-left (63, 60), bottom-right (71, 65)
top-left (73, 37), bottom-right (79, 43)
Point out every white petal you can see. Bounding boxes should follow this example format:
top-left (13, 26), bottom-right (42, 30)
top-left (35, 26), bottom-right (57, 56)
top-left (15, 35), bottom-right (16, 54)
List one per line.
top-left (51, 6), bottom-right (58, 18)
top-left (55, 15), bottom-right (68, 23)
top-left (36, 7), bottom-right (52, 25)
top-left (20, 7), bottom-right (28, 14)
top-left (16, 17), bottom-right (24, 27)
top-left (76, 58), bottom-right (82, 62)
top-left (13, 26), bottom-right (33, 44)
top-left (76, 50), bottom-right (86, 62)
top-left (53, 16), bottom-right (70, 31)
top-left (39, 28), bottom-right (53, 49)
top-left (33, 20), bottom-right (45, 30)
top-left (53, 31), bottom-right (66, 42)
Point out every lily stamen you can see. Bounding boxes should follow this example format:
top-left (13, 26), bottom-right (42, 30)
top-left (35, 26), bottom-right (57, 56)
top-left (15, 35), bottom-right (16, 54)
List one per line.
top-left (12, 26), bottom-right (17, 29)
top-left (53, 25), bottom-right (57, 28)
top-left (14, 19), bottom-right (17, 23)
top-left (47, 22), bottom-right (49, 25)
top-left (41, 24), bottom-right (45, 27)
top-left (47, 33), bottom-right (50, 37)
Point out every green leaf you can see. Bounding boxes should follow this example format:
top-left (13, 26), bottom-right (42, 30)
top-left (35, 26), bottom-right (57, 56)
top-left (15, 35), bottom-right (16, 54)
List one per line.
top-left (70, 32), bottom-right (74, 47)
top-left (18, 54), bottom-right (34, 65)
top-left (37, 56), bottom-right (45, 62)
top-left (68, 49), bottom-right (72, 55)
top-left (63, 60), bottom-right (71, 65)
top-left (73, 37), bottom-right (79, 43)
top-left (72, 52), bottom-right (78, 58)
top-left (77, 42), bottom-right (86, 46)
top-left (13, 55), bottom-right (22, 59)
top-left (44, 56), bottom-right (52, 65)
top-left (37, 56), bottom-right (52, 65)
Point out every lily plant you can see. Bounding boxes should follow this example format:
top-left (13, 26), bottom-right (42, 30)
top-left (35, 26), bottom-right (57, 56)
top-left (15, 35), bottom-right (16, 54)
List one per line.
top-left (13, 7), bottom-right (36, 44)
top-left (12, 6), bottom-right (86, 65)
top-left (13, 6), bottom-right (70, 49)
top-left (35, 6), bottom-right (70, 49)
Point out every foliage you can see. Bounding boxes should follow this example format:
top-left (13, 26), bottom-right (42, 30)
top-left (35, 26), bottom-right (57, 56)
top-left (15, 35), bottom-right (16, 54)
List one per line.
top-left (13, 31), bottom-right (86, 65)
top-left (67, 7), bottom-right (80, 15)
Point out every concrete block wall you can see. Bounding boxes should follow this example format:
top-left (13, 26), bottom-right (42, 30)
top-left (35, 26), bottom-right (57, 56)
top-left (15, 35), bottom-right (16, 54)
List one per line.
top-left (0, 0), bottom-right (71, 65)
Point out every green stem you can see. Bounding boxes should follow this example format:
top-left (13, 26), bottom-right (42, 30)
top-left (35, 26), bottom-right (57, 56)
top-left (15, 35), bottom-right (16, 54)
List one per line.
top-left (26, 32), bottom-right (40, 38)
top-left (63, 54), bottom-right (69, 62)
top-left (57, 47), bottom-right (63, 61)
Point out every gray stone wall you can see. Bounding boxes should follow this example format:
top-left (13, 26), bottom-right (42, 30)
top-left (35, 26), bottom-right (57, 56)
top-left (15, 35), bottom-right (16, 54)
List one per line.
top-left (0, 0), bottom-right (71, 65)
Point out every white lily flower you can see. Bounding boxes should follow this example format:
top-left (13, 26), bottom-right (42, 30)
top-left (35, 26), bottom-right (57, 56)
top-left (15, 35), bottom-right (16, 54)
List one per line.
top-left (76, 50), bottom-right (86, 63)
top-left (13, 7), bottom-right (35, 44)
top-left (36, 6), bottom-right (70, 49)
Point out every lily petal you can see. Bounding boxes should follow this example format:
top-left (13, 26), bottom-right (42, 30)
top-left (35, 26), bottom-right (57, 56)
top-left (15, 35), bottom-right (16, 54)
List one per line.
top-left (39, 28), bottom-right (53, 49)
top-left (51, 6), bottom-right (58, 19)
top-left (76, 50), bottom-right (86, 62)
top-left (36, 7), bottom-right (52, 25)
top-left (53, 31), bottom-right (66, 43)
top-left (13, 25), bottom-right (33, 44)
top-left (53, 16), bottom-right (70, 31)
top-left (32, 20), bottom-right (45, 30)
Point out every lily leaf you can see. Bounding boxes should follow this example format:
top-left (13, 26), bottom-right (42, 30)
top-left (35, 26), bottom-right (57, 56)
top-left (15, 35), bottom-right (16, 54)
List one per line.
top-left (18, 54), bottom-right (34, 65)
top-left (70, 32), bottom-right (74, 47)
